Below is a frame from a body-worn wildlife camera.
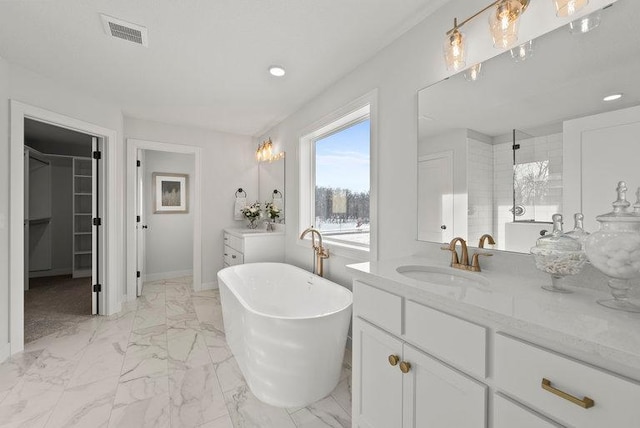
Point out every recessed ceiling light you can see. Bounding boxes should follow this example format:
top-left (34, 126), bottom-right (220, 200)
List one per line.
top-left (269, 66), bottom-right (286, 77)
top-left (603, 93), bottom-right (623, 102)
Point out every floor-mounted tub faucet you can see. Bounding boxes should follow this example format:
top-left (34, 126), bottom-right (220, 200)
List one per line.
top-left (299, 226), bottom-right (329, 277)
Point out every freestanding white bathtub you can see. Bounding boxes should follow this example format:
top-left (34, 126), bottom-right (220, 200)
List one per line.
top-left (217, 262), bottom-right (353, 408)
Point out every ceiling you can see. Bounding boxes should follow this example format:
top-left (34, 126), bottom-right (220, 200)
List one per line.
top-left (0, 0), bottom-right (448, 137)
top-left (419, 1), bottom-right (640, 141)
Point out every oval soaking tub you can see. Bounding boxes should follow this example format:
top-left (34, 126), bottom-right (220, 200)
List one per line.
top-left (217, 262), bottom-right (352, 408)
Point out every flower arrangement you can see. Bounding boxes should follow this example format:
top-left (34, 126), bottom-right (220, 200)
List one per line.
top-left (241, 202), bottom-right (262, 228)
top-left (264, 202), bottom-right (281, 221)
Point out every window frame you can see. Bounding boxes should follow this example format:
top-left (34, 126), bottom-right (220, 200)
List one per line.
top-left (298, 91), bottom-right (378, 261)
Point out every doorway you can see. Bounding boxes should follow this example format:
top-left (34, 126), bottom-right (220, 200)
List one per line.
top-left (126, 139), bottom-right (202, 300)
top-left (23, 119), bottom-right (100, 343)
top-left (9, 101), bottom-right (119, 356)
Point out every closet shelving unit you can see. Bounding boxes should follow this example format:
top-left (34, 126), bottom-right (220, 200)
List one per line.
top-left (72, 157), bottom-right (92, 278)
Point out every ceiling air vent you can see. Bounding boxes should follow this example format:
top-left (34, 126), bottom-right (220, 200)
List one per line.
top-left (100, 14), bottom-right (148, 47)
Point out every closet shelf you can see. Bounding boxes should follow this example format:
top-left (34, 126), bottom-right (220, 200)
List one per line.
top-left (28, 217), bottom-right (51, 224)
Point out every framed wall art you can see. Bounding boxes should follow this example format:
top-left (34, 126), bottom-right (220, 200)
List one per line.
top-left (152, 172), bottom-right (189, 213)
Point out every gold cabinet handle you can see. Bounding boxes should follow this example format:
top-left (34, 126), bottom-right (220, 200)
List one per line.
top-left (541, 378), bottom-right (594, 409)
top-left (388, 355), bottom-right (400, 366)
top-left (399, 361), bottom-right (411, 374)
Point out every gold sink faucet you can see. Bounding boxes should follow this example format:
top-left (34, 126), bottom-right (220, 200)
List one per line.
top-left (478, 234), bottom-right (495, 248)
top-left (299, 226), bottom-right (329, 277)
top-left (442, 236), bottom-right (492, 272)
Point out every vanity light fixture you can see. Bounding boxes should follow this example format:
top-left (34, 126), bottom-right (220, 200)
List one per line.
top-left (256, 138), bottom-right (284, 162)
top-left (603, 93), bottom-right (623, 102)
top-left (569, 9), bottom-right (601, 33)
top-left (444, 19), bottom-right (466, 71)
top-left (268, 65), bottom-right (286, 77)
top-left (489, 0), bottom-right (528, 49)
top-left (553, 0), bottom-right (589, 17)
top-left (443, 0), bottom-right (529, 70)
top-left (510, 39), bottom-right (534, 62)
top-left (464, 63), bottom-right (483, 81)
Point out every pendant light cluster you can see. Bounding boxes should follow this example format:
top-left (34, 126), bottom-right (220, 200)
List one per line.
top-left (444, 0), bottom-right (591, 72)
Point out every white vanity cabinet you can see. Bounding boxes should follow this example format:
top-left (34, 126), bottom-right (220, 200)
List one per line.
top-left (222, 228), bottom-right (285, 267)
top-left (349, 264), bottom-right (640, 428)
top-left (352, 281), bottom-right (487, 428)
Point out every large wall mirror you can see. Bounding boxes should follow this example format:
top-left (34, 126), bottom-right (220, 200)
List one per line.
top-left (418, 0), bottom-right (640, 253)
top-left (259, 154), bottom-right (285, 223)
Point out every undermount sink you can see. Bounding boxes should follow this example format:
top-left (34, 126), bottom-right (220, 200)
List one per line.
top-left (396, 265), bottom-right (490, 288)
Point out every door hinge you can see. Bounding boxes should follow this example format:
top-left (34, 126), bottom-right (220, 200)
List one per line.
top-left (136, 215), bottom-right (140, 223)
top-left (93, 284), bottom-right (102, 292)
top-left (136, 271), bottom-right (141, 278)
top-left (512, 144), bottom-right (521, 150)
top-left (93, 217), bottom-right (102, 226)
top-left (92, 151), bottom-right (102, 160)
top-left (136, 160), bottom-right (141, 167)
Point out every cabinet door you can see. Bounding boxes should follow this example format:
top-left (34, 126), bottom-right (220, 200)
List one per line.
top-left (353, 318), bottom-right (404, 428)
top-left (402, 344), bottom-right (487, 428)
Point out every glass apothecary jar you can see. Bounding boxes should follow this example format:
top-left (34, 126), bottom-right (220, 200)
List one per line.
top-left (530, 213), bottom-right (587, 293)
top-left (584, 182), bottom-right (640, 312)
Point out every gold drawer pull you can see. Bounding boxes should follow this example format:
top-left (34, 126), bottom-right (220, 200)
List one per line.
top-left (541, 378), bottom-right (594, 409)
top-left (388, 355), bottom-right (400, 366)
top-left (399, 361), bottom-right (411, 374)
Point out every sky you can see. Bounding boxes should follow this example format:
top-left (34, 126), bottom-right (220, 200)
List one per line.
top-left (315, 119), bottom-right (370, 193)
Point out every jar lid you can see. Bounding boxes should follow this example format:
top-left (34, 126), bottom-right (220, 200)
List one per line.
top-left (596, 181), bottom-right (640, 223)
top-left (533, 213), bottom-right (581, 251)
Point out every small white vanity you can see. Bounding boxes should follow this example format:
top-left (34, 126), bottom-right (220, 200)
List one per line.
top-left (223, 228), bottom-right (285, 267)
top-left (348, 258), bottom-right (640, 428)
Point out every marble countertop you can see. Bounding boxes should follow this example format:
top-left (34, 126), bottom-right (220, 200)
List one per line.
top-left (224, 227), bottom-right (285, 237)
top-left (347, 257), bottom-right (640, 377)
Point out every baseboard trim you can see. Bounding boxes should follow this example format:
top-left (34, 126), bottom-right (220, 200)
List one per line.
top-left (28, 268), bottom-right (73, 278)
top-left (0, 342), bottom-right (10, 363)
top-left (200, 280), bottom-right (218, 291)
top-left (144, 270), bottom-right (193, 282)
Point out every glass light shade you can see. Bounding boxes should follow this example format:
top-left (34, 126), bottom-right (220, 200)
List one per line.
top-left (464, 63), bottom-right (482, 82)
top-left (553, 0), bottom-right (589, 17)
top-left (443, 28), bottom-right (466, 71)
top-left (569, 10), bottom-right (601, 33)
top-left (489, 0), bottom-right (524, 49)
top-left (510, 39), bottom-right (534, 62)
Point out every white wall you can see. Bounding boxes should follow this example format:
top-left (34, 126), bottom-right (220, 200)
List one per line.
top-left (144, 150), bottom-right (194, 278)
top-left (258, 0), bottom-right (614, 289)
top-left (124, 118), bottom-right (255, 287)
top-left (0, 56), bottom-right (10, 353)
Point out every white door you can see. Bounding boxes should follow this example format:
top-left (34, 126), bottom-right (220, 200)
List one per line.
top-left (352, 318), bottom-right (404, 428)
top-left (91, 137), bottom-right (100, 315)
top-left (136, 149), bottom-right (146, 296)
top-left (564, 105), bottom-right (640, 233)
top-left (23, 149), bottom-right (29, 291)
top-left (402, 344), bottom-right (487, 428)
top-left (418, 151), bottom-right (454, 242)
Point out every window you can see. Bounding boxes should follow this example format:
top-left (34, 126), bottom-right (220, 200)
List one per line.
top-left (300, 102), bottom-right (372, 252)
top-left (315, 118), bottom-right (370, 246)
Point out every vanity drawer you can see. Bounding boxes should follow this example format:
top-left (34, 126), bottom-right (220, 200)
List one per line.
top-left (495, 334), bottom-right (640, 428)
top-left (223, 233), bottom-right (243, 252)
top-left (353, 280), bottom-right (402, 335)
top-left (494, 394), bottom-right (563, 428)
top-left (404, 301), bottom-right (487, 378)
top-left (223, 245), bottom-right (243, 266)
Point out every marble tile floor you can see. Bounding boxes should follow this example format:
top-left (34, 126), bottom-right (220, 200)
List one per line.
top-left (0, 276), bottom-right (352, 428)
